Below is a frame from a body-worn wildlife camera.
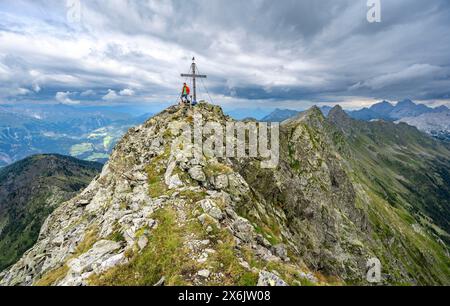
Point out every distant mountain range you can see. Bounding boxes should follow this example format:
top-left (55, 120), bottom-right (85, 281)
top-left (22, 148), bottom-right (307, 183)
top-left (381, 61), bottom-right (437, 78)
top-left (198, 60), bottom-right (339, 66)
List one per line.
top-left (348, 99), bottom-right (448, 121)
top-left (397, 111), bottom-right (450, 141)
top-left (0, 100), bottom-right (448, 168)
top-left (260, 100), bottom-right (450, 141)
top-left (0, 104), bottom-right (152, 167)
top-left (260, 109), bottom-right (301, 122)
top-left (224, 108), bottom-right (270, 120)
top-left (347, 100), bottom-right (450, 141)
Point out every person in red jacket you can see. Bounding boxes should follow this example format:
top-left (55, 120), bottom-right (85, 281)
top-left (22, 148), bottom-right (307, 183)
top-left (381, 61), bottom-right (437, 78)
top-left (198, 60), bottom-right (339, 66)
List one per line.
top-left (181, 83), bottom-right (190, 104)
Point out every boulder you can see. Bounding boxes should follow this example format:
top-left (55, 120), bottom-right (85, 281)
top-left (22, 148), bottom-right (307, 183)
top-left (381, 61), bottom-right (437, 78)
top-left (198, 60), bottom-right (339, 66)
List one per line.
top-left (298, 272), bottom-right (318, 283)
top-left (100, 253), bottom-right (125, 272)
top-left (213, 175), bottom-right (229, 189)
top-left (199, 199), bottom-right (223, 220)
top-left (256, 234), bottom-right (272, 248)
top-left (67, 240), bottom-right (122, 275)
top-left (132, 172), bottom-right (147, 182)
top-left (138, 236), bottom-right (148, 250)
top-left (272, 244), bottom-right (289, 261)
top-left (257, 271), bottom-right (288, 286)
top-left (232, 217), bottom-right (254, 243)
top-left (76, 199), bottom-right (90, 207)
top-left (165, 160), bottom-right (184, 189)
top-left (197, 269), bottom-right (211, 278)
top-left (188, 166), bottom-right (207, 182)
top-left (198, 213), bottom-right (218, 226)
top-left (167, 175), bottom-right (183, 189)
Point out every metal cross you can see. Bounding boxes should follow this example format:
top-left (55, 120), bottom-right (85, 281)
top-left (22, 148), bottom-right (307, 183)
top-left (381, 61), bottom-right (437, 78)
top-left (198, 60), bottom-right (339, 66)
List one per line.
top-left (181, 57), bottom-right (207, 103)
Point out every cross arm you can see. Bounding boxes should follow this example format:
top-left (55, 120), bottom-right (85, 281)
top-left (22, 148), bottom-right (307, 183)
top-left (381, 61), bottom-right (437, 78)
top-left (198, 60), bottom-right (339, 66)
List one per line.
top-left (181, 74), bottom-right (207, 78)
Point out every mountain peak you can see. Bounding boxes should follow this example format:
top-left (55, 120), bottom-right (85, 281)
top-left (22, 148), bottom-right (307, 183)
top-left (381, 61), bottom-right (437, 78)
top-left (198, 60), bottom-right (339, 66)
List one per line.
top-left (397, 99), bottom-right (415, 106)
top-left (379, 100), bottom-right (394, 107)
top-left (328, 104), bottom-right (345, 115)
top-left (151, 102), bottom-right (229, 125)
top-left (327, 105), bottom-right (351, 124)
top-left (294, 105), bottom-right (325, 125)
top-left (374, 100), bottom-right (394, 107)
top-left (261, 108), bottom-right (300, 122)
top-left (369, 101), bottom-right (394, 113)
top-left (306, 105), bottom-right (324, 118)
top-left (434, 105), bottom-right (449, 112)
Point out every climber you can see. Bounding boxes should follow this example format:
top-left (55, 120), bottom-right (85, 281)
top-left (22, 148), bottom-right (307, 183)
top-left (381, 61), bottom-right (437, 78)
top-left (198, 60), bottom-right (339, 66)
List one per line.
top-left (181, 82), bottom-right (191, 105)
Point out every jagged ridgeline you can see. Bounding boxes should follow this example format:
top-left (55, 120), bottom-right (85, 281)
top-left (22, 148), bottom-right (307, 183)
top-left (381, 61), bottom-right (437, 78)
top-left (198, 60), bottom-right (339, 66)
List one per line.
top-left (1, 103), bottom-right (449, 286)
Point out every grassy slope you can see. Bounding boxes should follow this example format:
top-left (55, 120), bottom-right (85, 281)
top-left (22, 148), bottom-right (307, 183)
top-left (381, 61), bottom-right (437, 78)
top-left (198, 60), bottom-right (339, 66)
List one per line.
top-left (0, 154), bottom-right (102, 271)
top-left (327, 108), bottom-right (450, 284)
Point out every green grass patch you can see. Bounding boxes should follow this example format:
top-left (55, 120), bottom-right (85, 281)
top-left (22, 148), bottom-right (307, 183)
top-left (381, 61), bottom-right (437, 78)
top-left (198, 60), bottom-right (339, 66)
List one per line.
top-left (74, 228), bottom-right (99, 257)
top-left (70, 143), bottom-right (94, 157)
top-left (207, 230), bottom-right (259, 286)
top-left (179, 190), bottom-right (208, 204)
top-left (89, 208), bottom-right (197, 286)
top-left (86, 153), bottom-right (109, 162)
top-left (146, 164), bottom-right (168, 198)
top-left (108, 231), bottom-right (126, 243)
top-left (103, 136), bottom-right (114, 150)
top-left (204, 162), bottom-right (233, 178)
top-left (145, 149), bottom-right (172, 198)
top-left (35, 265), bottom-right (69, 286)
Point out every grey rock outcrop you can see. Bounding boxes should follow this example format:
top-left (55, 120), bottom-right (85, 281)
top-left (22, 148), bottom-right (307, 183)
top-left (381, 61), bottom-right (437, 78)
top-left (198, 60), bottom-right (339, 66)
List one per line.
top-left (257, 271), bottom-right (288, 287)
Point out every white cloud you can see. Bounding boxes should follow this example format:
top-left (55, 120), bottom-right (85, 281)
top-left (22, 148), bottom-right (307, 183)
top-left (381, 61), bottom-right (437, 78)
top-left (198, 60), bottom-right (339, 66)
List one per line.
top-left (81, 89), bottom-right (96, 96)
top-left (119, 88), bottom-right (135, 96)
top-left (102, 89), bottom-right (119, 101)
top-left (55, 91), bottom-right (80, 104)
top-left (16, 88), bottom-right (31, 95)
top-left (103, 88), bottom-right (135, 100)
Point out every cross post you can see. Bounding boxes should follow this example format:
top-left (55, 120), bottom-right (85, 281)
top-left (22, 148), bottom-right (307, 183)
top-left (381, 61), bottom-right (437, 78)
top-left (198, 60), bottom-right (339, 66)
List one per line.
top-left (181, 57), bottom-right (207, 104)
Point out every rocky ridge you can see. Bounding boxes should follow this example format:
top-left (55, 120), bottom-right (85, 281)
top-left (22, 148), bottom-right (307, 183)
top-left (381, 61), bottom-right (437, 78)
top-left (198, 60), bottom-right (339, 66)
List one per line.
top-left (0, 104), bottom-right (314, 286)
top-left (1, 103), bottom-right (448, 286)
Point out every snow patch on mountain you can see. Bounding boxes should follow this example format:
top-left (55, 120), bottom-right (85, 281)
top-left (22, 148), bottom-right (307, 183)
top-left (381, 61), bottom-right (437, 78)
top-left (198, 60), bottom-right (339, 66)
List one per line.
top-left (397, 111), bottom-right (450, 140)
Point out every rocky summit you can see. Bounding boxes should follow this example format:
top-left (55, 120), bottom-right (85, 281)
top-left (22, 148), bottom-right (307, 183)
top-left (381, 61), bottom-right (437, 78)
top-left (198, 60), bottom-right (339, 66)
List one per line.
top-left (1, 103), bottom-right (449, 286)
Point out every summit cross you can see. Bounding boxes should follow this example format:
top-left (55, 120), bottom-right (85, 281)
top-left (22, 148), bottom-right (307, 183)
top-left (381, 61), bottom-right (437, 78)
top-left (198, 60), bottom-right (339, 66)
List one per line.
top-left (181, 57), bottom-right (207, 104)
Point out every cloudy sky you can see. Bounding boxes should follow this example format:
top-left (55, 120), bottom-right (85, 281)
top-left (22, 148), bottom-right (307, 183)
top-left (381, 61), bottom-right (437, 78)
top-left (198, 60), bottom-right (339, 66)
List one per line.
top-left (0, 0), bottom-right (449, 111)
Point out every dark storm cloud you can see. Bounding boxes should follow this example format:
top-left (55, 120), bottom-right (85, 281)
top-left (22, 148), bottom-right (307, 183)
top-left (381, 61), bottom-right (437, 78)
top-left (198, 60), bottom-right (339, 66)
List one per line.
top-left (0, 0), bottom-right (450, 108)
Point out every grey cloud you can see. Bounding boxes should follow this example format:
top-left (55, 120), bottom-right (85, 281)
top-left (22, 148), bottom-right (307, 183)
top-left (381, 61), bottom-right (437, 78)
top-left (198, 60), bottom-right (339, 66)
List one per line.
top-left (0, 0), bottom-right (450, 107)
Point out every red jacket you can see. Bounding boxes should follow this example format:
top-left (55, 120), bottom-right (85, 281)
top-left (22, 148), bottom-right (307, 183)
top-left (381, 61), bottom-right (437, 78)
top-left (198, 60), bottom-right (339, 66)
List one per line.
top-left (183, 85), bottom-right (190, 95)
